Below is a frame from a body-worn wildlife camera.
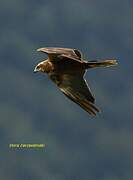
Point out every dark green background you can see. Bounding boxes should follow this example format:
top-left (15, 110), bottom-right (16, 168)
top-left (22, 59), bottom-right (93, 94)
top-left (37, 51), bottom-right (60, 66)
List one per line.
top-left (1, 0), bottom-right (133, 179)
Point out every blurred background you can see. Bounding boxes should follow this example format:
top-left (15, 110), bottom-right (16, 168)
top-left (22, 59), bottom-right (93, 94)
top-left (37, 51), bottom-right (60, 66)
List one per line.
top-left (0, 0), bottom-right (133, 179)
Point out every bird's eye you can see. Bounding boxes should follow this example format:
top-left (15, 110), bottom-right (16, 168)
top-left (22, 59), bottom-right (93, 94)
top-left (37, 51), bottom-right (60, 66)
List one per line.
top-left (37, 66), bottom-right (40, 69)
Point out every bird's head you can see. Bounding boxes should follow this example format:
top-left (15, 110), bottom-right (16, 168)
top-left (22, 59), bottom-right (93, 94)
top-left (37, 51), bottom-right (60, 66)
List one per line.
top-left (34, 62), bottom-right (45, 73)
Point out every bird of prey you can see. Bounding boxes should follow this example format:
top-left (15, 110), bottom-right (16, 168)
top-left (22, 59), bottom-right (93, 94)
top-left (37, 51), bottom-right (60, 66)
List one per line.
top-left (34, 47), bottom-right (118, 116)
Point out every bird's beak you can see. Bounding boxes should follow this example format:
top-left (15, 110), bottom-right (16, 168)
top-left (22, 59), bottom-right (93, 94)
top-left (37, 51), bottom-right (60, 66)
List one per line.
top-left (34, 67), bottom-right (38, 73)
top-left (37, 48), bottom-right (43, 52)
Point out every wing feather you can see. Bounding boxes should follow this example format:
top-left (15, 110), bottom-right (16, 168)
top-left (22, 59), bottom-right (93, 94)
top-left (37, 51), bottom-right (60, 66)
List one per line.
top-left (37, 47), bottom-right (83, 61)
top-left (58, 74), bottom-right (100, 116)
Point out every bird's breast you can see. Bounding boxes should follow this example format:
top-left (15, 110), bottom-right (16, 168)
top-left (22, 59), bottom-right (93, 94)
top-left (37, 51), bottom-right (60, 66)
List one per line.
top-left (48, 72), bottom-right (62, 86)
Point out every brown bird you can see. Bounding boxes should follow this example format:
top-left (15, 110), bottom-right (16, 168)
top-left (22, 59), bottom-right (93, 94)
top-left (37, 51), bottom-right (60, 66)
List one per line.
top-left (34, 47), bottom-right (118, 116)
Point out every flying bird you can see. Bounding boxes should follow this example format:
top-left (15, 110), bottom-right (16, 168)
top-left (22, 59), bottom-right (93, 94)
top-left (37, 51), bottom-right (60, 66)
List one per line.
top-left (34, 47), bottom-right (118, 116)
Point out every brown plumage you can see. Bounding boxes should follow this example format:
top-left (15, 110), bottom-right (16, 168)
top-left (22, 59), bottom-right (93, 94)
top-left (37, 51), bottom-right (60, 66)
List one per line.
top-left (34, 47), bottom-right (118, 116)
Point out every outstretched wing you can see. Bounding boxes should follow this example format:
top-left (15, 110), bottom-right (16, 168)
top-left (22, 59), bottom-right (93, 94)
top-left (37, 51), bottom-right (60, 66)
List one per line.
top-left (58, 74), bottom-right (100, 116)
top-left (37, 47), bottom-right (83, 61)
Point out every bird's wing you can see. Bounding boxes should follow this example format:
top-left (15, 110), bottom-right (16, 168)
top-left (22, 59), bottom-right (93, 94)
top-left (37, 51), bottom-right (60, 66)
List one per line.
top-left (37, 47), bottom-right (83, 61)
top-left (58, 74), bottom-right (100, 116)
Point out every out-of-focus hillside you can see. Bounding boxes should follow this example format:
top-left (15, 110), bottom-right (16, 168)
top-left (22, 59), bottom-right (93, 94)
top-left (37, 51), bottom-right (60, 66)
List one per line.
top-left (0, 0), bottom-right (133, 179)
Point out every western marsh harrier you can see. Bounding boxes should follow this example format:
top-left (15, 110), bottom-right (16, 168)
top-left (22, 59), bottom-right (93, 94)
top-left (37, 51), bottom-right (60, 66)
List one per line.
top-left (34, 47), bottom-right (117, 116)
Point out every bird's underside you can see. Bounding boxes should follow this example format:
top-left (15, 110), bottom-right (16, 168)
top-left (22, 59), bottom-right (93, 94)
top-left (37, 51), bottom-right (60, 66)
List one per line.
top-left (34, 47), bottom-right (118, 116)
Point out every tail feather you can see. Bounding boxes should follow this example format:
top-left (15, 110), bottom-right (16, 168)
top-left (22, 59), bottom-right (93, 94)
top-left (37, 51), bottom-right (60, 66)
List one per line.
top-left (83, 60), bottom-right (118, 69)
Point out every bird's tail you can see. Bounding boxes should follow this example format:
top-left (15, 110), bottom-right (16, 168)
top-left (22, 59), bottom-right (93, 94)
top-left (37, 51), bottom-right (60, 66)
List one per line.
top-left (83, 60), bottom-right (118, 69)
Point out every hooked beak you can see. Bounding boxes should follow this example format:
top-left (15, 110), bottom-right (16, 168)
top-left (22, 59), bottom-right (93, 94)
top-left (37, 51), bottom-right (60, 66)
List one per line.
top-left (34, 67), bottom-right (38, 73)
